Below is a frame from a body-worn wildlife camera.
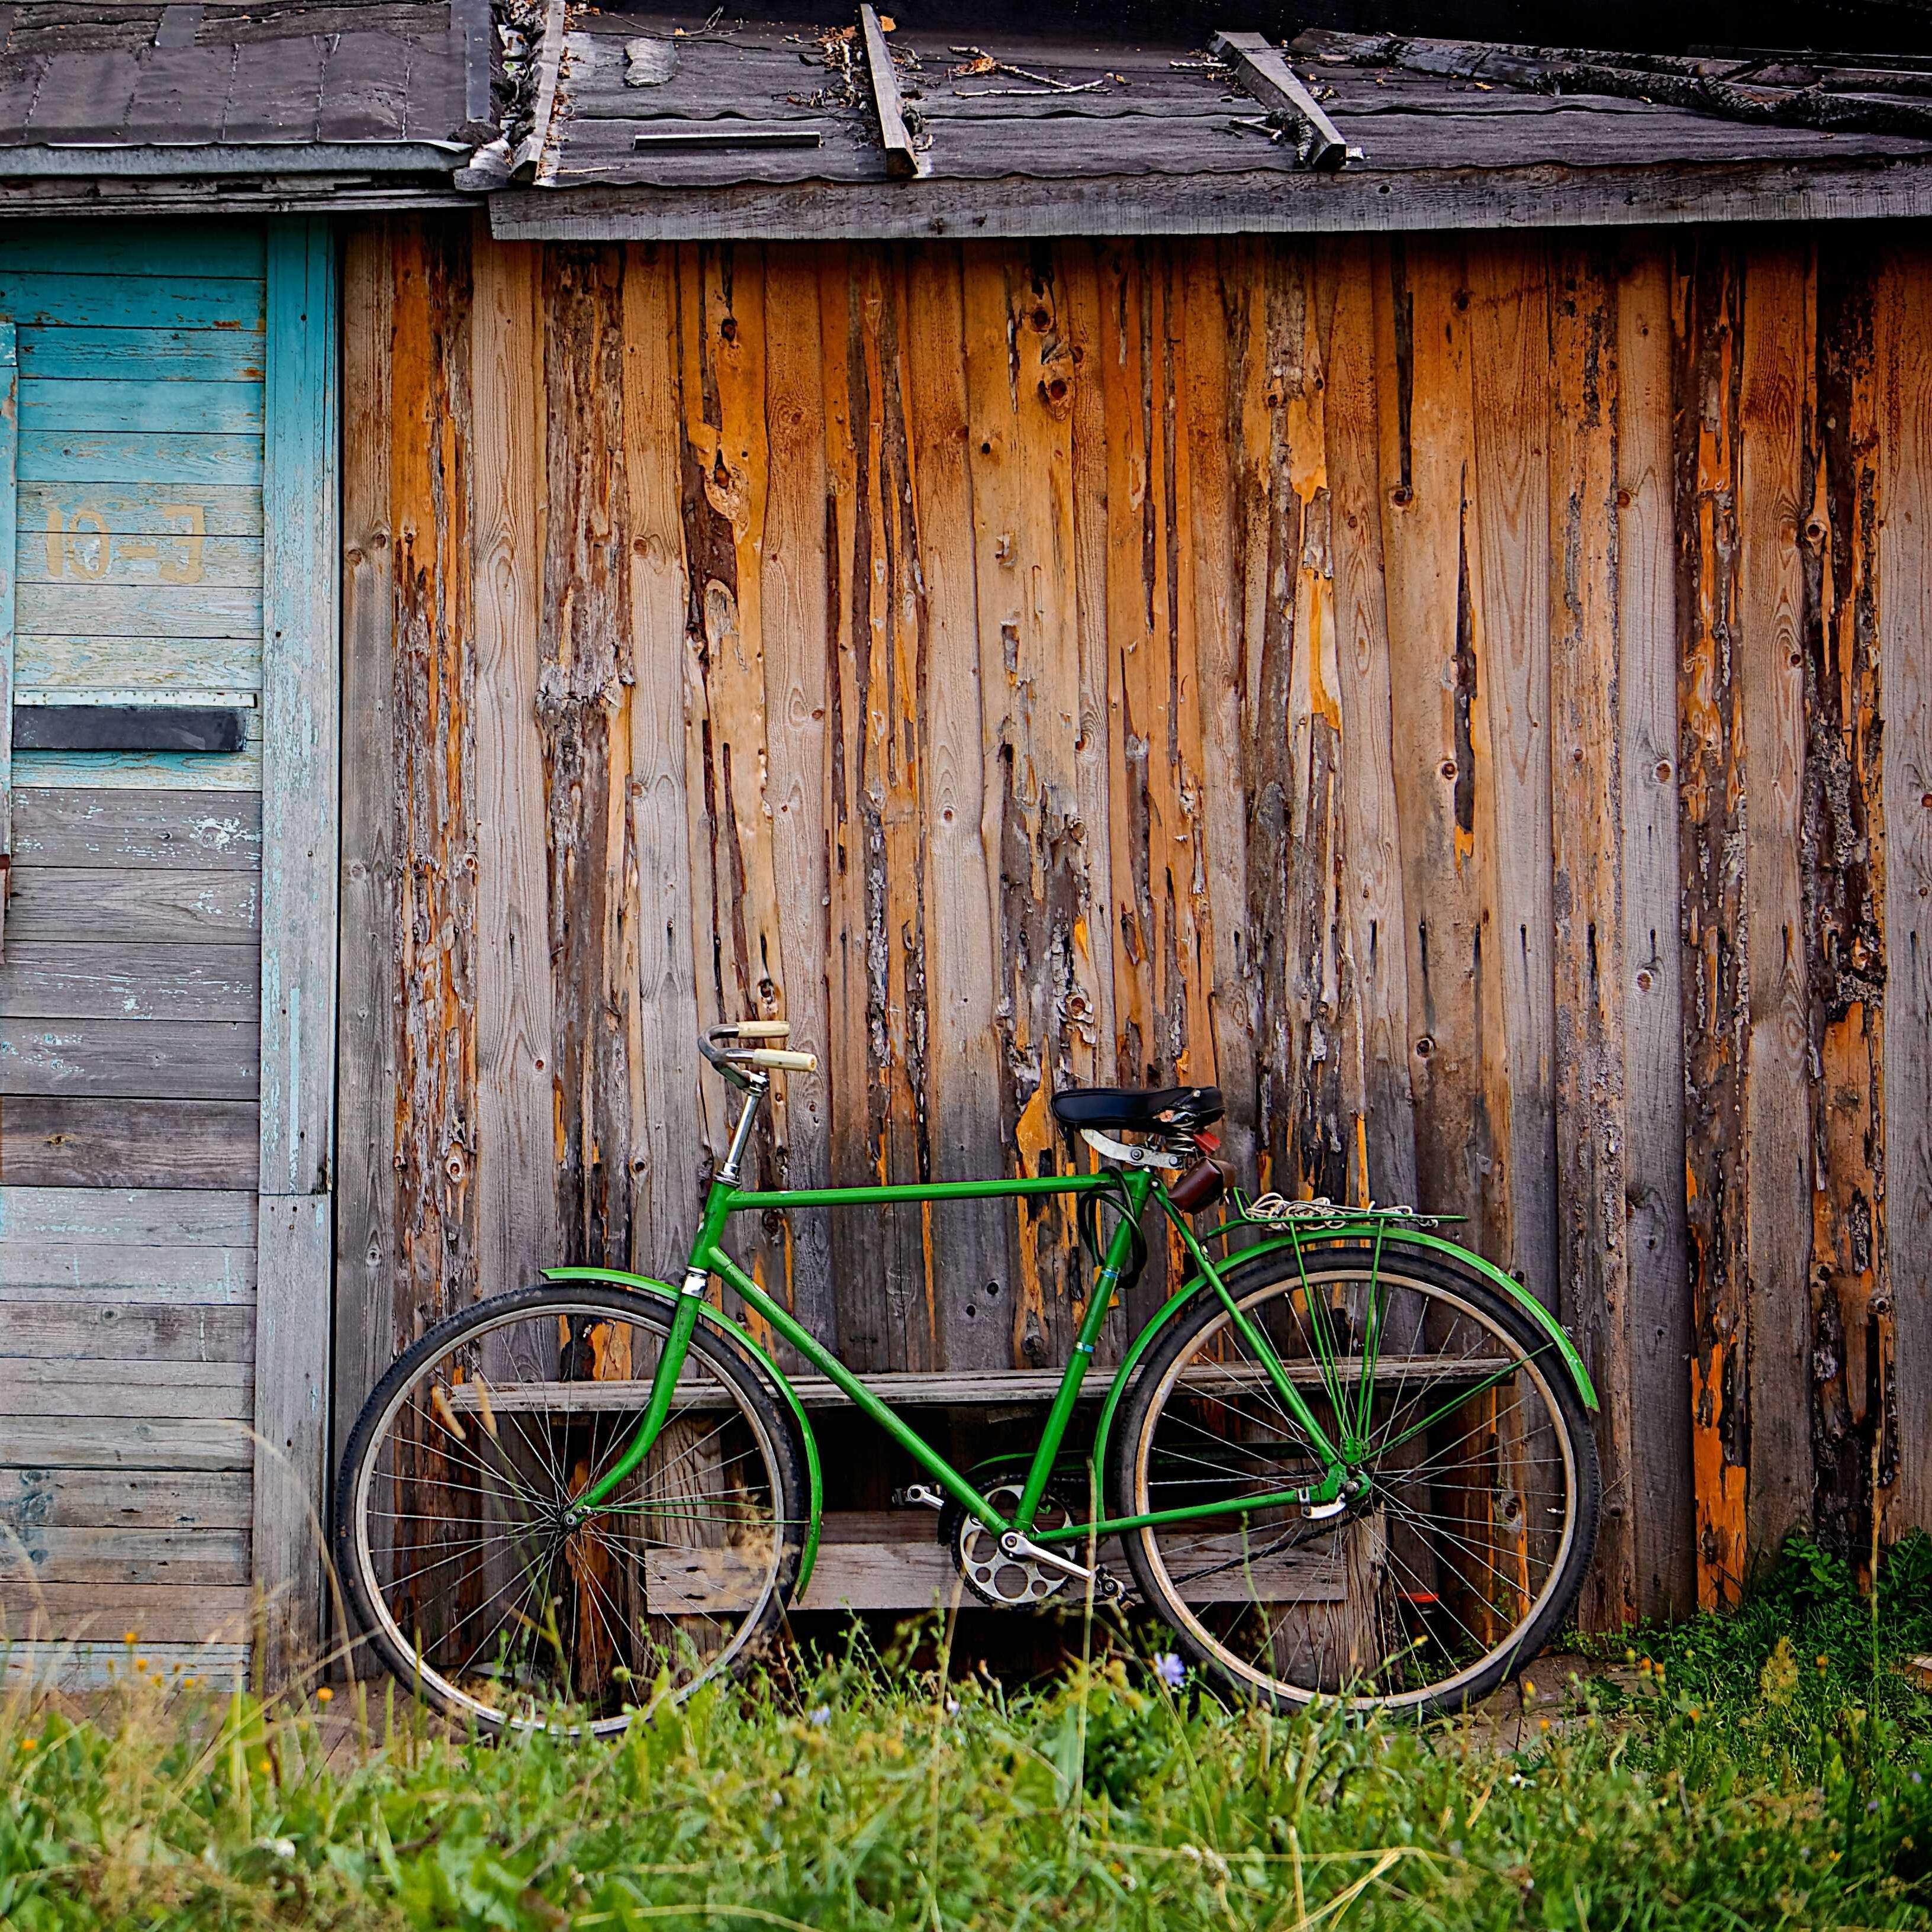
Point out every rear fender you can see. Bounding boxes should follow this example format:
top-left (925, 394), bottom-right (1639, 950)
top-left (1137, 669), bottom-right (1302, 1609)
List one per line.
top-left (1089, 1228), bottom-right (1597, 1483)
top-left (542, 1265), bottom-right (825, 1595)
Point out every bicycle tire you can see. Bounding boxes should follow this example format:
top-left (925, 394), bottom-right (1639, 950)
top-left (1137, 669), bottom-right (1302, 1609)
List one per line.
top-left (334, 1281), bottom-right (805, 1734)
top-left (1109, 1241), bottom-right (1599, 1720)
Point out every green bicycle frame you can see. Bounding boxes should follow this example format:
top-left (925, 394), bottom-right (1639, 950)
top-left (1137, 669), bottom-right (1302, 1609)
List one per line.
top-left (569, 1110), bottom-right (1349, 1545)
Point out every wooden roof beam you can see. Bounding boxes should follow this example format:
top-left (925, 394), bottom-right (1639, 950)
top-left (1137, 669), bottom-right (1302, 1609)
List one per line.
top-left (859, 4), bottom-right (923, 179)
top-left (1213, 29), bottom-right (1357, 170)
top-left (510, 0), bottom-right (568, 185)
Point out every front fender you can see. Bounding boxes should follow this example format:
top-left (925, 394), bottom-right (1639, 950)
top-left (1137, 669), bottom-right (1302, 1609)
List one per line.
top-left (542, 1266), bottom-right (825, 1596)
top-left (1089, 1226), bottom-right (1598, 1483)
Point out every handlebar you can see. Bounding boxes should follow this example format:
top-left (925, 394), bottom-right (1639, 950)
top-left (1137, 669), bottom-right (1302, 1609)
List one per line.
top-left (700, 1020), bottom-right (818, 1087)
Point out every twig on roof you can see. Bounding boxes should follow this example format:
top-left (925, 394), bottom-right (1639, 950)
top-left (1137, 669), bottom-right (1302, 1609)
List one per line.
top-left (953, 81), bottom-right (1105, 96)
top-left (947, 46), bottom-right (1102, 92)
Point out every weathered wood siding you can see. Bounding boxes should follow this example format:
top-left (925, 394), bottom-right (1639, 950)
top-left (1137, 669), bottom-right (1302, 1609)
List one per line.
top-left (339, 217), bottom-right (1932, 1622)
top-left (0, 223), bottom-right (268, 1679)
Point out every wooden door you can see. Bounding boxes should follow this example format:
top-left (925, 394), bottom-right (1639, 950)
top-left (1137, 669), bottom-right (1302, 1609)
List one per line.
top-left (0, 219), bottom-right (337, 1689)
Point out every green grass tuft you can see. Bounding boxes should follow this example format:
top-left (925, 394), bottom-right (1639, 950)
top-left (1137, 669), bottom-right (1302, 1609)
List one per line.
top-left (5, 1540), bottom-right (1932, 1931)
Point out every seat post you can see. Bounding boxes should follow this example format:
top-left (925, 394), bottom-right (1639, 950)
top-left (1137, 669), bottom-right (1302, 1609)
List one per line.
top-left (717, 1077), bottom-right (768, 1185)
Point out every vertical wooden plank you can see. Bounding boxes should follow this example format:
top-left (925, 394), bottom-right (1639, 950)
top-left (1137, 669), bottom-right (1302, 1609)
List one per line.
top-left (1314, 239), bottom-right (1418, 1212)
top-left (1096, 244), bottom-right (1156, 1123)
top-left (1467, 239), bottom-right (1558, 1301)
top-left (819, 247), bottom-right (892, 1370)
top-left (817, 246), bottom-right (935, 1373)
top-left (254, 216), bottom-right (339, 1682)
top-left (1235, 241), bottom-right (1348, 1205)
top-left (1231, 241), bottom-right (1293, 1198)
top-left (961, 243), bottom-right (1100, 1368)
top-left (1737, 242), bottom-right (1815, 1565)
top-left (1286, 243), bottom-right (1360, 1206)
top-left (0, 318), bottom-right (15, 947)
top-left (1181, 244), bottom-right (1257, 1186)
top-left (1376, 239), bottom-right (1493, 1234)
top-left (620, 243), bottom-right (707, 1273)
top-left (1879, 242), bottom-right (1932, 1538)
top-left (388, 220), bottom-right (478, 1349)
top-left (471, 227), bottom-right (558, 1304)
top-left (332, 221), bottom-right (400, 1569)
top-left (1058, 244), bottom-right (1120, 1148)
top-left (903, 241), bottom-right (1012, 1365)
top-left (1805, 239), bottom-right (1888, 1563)
top-left (759, 246), bottom-right (837, 1344)
top-left (1097, 242), bottom-right (1213, 1306)
top-left (1676, 238), bottom-right (1750, 1609)
top-left (1617, 243), bottom-right (1696, 1618)
top-left (1547, 242), bottom-right (1635, 1630)
top-left (1153, 244), bottom-right (1215, 1102)
top-left (540, 244), bottom-right (630, 1274)
top-left (258, 217), bottom-right (340, 1200)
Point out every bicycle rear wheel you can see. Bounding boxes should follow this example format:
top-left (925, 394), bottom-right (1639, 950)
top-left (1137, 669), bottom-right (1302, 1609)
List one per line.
top-left (336, 1282), bottom-right (804, 1734)
top-left (1110, 1243), bottom-right (1598, 1720)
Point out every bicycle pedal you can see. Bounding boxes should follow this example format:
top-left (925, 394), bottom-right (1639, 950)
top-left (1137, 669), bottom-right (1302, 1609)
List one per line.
top-left (893, 1484), bottom-right (945, 1511)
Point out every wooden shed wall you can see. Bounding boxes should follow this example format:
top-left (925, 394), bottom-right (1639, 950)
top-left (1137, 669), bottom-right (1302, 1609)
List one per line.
top-left (336, 215), bottom-right (1932, 1627)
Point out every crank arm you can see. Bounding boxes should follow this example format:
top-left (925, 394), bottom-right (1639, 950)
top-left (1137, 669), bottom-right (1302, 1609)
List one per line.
top-left (998, 1532), bottom-right (1095, 1585)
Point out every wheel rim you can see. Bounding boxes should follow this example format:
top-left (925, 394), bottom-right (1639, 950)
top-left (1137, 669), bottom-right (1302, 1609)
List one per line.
top-left (1129, 1265), bottom-right (1580, 1712)
top-left (348, 1297), bottom-right (789, 1732)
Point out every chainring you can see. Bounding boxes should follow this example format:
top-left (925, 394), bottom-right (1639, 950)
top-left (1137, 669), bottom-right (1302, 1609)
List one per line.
top-left (939, 1480), bottom-right (1089, 1609)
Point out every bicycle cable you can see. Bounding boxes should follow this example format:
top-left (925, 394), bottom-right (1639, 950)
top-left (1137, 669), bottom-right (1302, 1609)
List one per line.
top-left (1077, 1167), bottom-right (1149, 1297)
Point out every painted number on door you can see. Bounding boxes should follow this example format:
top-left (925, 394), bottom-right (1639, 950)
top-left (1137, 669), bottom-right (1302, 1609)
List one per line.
top-left (42, 503), bottom-right (207, 584)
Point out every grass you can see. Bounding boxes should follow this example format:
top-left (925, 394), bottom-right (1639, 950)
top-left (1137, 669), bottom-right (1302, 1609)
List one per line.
top-left (4, 1535), bottom-right (1932, 1931)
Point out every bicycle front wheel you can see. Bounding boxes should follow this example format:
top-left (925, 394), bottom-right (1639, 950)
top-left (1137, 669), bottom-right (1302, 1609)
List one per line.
top-left (1110, 1243), bottom-right (1598, 1720)
top-left (336, 1282), bottom-right (804, 1734)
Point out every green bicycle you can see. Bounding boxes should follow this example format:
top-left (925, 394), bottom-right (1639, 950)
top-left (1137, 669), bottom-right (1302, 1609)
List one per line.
top-left (336, 1019), bottom-right (1601, 1731)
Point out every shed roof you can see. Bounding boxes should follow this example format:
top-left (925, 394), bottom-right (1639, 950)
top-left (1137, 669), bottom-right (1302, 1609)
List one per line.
top-left (0, 0), bottom-right (491, 189)
top-left (487, 5), bottom-right (1932, 237)
top-left (7, 0), bottom-right (1932, 231)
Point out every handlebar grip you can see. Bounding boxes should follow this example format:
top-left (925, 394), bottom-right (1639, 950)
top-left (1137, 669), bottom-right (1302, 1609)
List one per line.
top-left (733, 1020), bottom-right (792, 1039)
top-left (748, 1048), bottom-right (817, 1072)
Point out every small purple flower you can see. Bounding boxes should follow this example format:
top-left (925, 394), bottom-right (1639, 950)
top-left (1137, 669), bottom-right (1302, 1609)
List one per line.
top-left (1153, 1653), bottom-right (1187, 1690)
top-left (809, 1705), bottom-right (830, 1727)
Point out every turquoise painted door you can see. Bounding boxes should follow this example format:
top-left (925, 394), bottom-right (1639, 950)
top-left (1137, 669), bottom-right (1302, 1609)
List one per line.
top-left (0, 224), bottom-right (269, 1682)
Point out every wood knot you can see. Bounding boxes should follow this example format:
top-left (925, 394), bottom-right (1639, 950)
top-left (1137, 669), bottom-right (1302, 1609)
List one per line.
top-left (1389, 484), bottom-right (1413, 508)
top-left (1438, 759), bottom-right (1456, 781)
